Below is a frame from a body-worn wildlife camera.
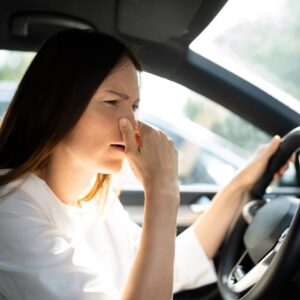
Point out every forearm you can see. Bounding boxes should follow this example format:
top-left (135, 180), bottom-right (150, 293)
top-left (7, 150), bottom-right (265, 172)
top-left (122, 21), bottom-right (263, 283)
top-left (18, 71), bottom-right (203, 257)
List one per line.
top-left (121, 191), bottom-right (179, 300)
top-left (191, 136), bottom-right (282, 260)
top-left (192, 179), bottom-right (246, 259)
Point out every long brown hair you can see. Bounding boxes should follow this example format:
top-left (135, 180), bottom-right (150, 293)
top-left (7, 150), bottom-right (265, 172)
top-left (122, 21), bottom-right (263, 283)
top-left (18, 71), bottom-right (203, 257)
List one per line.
top-left (0, 28), bottom-right (141, 204)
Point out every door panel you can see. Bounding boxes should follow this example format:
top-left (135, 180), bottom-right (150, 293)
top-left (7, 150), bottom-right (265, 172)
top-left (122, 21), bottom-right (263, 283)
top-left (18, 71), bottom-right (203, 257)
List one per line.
top-left (119, 186), bottom-right (219, 234)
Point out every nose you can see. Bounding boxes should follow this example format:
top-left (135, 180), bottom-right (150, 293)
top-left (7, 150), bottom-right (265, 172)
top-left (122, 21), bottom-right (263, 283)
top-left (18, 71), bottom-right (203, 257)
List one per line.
top-left (122, 107), bottom-right (139, 131)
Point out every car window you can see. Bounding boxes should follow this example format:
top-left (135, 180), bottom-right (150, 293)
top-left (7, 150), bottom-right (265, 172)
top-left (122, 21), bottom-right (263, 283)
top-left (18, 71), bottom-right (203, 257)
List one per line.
top-left (119, 72), bottom-right (271, 188)
top-left (0, 50), bottom-right (272, 188)
top-left (0, 50), bottom-right (35, 119)
top-left (189, 0), bottom-right (299, 187)
top-left (190, 0), bottom-right (300, 114)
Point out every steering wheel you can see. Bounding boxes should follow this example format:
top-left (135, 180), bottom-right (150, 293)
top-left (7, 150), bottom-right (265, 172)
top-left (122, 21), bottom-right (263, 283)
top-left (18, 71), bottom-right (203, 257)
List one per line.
top-left (217, 126), bottom-right (300, 300)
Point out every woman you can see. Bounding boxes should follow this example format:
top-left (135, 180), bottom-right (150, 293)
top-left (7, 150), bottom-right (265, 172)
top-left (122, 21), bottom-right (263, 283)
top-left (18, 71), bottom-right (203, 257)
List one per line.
top-left (0, 28), bottom-right (286, 300)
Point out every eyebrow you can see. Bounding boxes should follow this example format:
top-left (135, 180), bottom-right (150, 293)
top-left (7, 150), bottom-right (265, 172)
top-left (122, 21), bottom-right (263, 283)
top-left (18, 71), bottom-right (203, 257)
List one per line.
top-left (105, 90), bottom-right (140, 103)
top-left (106, 90), bottom-right (128, 99)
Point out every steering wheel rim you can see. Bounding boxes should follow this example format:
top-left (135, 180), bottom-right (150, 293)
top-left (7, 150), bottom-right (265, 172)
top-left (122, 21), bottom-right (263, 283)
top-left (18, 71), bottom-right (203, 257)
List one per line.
top-left (217, 126), bottom-right (300, 300)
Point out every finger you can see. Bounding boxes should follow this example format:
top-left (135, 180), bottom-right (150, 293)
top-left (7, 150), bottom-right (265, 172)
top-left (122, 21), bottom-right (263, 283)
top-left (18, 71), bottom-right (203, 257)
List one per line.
top-left (289, 153), bottom-right (296, 163)
top-left (119, 117), bottom-right (138, 153)
top-left (262, 135), bottom-right (281, 159)
top-left (279, 167), bottom-right (286, 176)
top-left (135, 132), bottom-right (142, 146)
top-left (274, 162), bottom-right (289, 179)
top-left (137, 120), bottom-right (155, 133)
top-left (135, 121), bottom-right (155, 147)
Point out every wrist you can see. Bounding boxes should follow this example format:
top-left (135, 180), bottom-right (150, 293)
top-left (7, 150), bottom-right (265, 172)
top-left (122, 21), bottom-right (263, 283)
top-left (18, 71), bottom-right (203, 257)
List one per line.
top-left (144, 180), bottom-right (179, 196)
top-left (224, 176), bottom-right (248, 197)
top-left (144, 186), bottom-right (180, 206)
top-left (145, 185), bottom-right (179, 196)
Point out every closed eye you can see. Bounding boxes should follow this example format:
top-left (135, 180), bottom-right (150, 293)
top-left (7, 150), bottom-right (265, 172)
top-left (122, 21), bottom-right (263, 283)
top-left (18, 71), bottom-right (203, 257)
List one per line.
top-left (104, 100), bottom-right (119, 106)
top-left (103, 100), bottom-right (139, 112)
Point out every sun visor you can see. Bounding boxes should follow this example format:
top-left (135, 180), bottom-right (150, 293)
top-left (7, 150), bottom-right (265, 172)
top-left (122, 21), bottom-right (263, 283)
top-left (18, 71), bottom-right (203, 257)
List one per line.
top-left (117, 0), bottom-right (227, 45)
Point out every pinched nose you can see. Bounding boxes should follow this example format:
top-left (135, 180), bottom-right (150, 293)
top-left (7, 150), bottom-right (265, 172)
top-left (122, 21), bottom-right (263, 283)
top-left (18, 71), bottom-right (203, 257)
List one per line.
top-left (123, 111), bottom-right (139, 132)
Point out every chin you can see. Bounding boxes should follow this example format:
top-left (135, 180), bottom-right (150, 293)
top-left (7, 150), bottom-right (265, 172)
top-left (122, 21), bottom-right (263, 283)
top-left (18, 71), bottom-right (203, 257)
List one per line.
top-left (97, 161), bottom-right (123, 174)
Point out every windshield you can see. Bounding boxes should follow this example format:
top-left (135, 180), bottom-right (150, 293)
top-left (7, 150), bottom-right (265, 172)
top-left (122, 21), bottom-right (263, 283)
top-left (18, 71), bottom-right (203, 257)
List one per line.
top-left (190, 0), bottom-right (300, 113)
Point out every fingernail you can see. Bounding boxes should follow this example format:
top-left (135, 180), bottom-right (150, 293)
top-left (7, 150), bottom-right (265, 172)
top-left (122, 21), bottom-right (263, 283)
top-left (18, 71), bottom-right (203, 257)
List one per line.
top-left (119, 118), bottom-right (127, 128)
top-left (274, 135), bottom-right (280, 141)
top-left (135, 132), bottom-right (141, 145)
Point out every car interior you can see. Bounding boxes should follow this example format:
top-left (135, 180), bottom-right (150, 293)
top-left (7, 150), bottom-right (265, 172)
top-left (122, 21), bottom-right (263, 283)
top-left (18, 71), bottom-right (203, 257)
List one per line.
top-left (1, 0), bottom-right (300, 299)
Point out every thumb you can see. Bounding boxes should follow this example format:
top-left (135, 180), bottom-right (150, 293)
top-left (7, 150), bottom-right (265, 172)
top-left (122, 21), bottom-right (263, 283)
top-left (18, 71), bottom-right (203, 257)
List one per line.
top-left (263, 135), bottom-right (281, 159)
top-left (119, 118), bottom-right (136, 153)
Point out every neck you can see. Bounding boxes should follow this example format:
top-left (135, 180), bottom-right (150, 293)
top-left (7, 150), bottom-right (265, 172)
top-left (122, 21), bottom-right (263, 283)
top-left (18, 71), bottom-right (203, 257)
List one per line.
top-left (37, 145), bottom-right (96, 207)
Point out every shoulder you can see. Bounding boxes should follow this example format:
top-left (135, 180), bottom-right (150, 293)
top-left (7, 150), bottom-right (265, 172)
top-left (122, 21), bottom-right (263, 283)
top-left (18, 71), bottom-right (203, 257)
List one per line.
top-left (0, 173), bottom-right (36, 213)
top-left (0, 173), bottom-right (72, 255)
top-left (0, 172), bottom-right (62, 224)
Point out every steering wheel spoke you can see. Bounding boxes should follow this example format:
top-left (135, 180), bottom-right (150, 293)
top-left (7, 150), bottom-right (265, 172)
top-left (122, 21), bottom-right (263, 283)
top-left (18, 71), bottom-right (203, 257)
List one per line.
top-left (227, 227), bottom-right (290, 294)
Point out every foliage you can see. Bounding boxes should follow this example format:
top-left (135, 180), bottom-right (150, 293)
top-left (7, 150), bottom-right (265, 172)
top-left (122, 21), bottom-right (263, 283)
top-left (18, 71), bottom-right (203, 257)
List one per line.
top-left (184, 0), bottom-right (299, 154)
top-left (0, 51), bottom-right (34, 81)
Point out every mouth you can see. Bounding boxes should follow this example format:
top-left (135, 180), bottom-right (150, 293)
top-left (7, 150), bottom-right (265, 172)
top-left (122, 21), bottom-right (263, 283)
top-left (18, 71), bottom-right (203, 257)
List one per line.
top-left (110, 144), bottom-right (126, 152)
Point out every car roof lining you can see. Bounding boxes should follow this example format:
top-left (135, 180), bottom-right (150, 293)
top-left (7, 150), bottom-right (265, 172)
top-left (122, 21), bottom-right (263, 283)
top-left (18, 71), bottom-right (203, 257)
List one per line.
top-left (0, 0), bottom-right (227, 51)
top-left (0, 0), bottom-right (299, 136)
top-left (117, 0), bottom-right (227, 46)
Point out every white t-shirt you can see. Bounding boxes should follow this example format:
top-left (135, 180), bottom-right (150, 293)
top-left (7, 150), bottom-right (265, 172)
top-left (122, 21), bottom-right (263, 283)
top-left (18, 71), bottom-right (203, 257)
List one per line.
top-left (0, 171), bottom-right (217, 300)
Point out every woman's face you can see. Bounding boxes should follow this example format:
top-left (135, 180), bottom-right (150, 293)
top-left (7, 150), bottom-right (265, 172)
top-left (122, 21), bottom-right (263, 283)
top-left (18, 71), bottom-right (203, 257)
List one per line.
top-left (62, 58), bottom-right (140, 174)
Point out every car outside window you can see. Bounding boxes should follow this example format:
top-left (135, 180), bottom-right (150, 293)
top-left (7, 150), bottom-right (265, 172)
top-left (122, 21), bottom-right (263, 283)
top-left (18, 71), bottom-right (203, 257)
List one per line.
top-left (0, 50), bottom-right (271, 188)
top-left (190, 0), bottom-right (300, 113)
top-left (189, 0), bottom-right (300, 187)
top-left (120, 72), bottom-right (271, 188)
top-left (0, 50), bottom-right (35, 120)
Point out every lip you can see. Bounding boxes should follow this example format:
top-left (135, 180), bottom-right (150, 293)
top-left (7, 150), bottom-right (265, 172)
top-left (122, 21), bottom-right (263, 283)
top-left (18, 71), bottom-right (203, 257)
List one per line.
top-left (110, 144), bottom-right (126, 153)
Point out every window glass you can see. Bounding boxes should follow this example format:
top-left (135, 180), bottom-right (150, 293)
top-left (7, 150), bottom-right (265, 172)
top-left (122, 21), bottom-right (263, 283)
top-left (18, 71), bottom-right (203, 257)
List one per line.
top-left (117, 72), bottom-right (271, 188)
top-left (0, 50), bottom-right (35, 118)
top-left (0, 50), bottom-right (271, 188)
top-left (190, 0), bottom-right (300, 113)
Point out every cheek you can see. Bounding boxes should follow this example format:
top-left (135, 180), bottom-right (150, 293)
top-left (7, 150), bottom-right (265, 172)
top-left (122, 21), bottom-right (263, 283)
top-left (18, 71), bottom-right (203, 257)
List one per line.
top-left (65, 111), bottom-right (118, 152)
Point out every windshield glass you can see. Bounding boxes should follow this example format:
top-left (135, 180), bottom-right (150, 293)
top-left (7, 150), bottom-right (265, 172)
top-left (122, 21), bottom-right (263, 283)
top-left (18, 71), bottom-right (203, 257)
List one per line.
top-left (190, 0), bottom-right (300, 113)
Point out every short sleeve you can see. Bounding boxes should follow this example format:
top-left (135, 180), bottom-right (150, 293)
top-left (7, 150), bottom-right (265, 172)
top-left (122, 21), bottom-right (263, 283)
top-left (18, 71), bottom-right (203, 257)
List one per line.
top-left (0, 198), bottom-right (120, 300)
top-left (110, 197), bottom-right (217, 294)
top-left (173, 225), bottom-right (217, 293)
